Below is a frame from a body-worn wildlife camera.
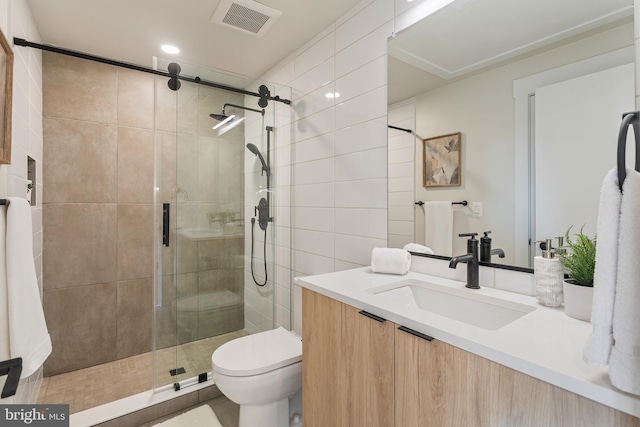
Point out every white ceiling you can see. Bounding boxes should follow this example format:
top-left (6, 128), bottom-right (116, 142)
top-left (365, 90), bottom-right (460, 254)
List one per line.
top-left (25, 0), bottom-right (363, 83)
top-left (387, 0), bottom-right (634, 104)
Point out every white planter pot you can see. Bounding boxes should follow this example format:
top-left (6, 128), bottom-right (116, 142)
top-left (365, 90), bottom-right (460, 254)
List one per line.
top-left (562, 280), bottom-right (594, 322)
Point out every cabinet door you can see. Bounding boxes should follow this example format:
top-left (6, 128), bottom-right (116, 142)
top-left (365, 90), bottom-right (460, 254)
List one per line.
top-left (302, 289), bottom-right (394, 427)
top-left (396, 326), bottom-right (640, 426)
top-left (395, 326), bottom-right (500, 427)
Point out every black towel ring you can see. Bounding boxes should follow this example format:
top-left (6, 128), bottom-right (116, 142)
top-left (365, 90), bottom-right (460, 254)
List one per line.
top-left (617, 111), bottom-right (640, 192)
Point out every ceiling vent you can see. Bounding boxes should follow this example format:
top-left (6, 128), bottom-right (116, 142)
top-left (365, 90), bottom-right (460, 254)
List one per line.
top-left (211, 0), bottom-right (282, 37)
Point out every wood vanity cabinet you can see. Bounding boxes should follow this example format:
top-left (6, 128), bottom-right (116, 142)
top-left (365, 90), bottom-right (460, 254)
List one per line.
top-left (303, 288), bottom-right (640, 427)
top-left (302, 289), bottom-right (394, 427)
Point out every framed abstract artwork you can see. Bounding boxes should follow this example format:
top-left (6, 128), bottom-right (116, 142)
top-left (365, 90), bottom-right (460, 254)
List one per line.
top-left (422, 132), bottom-right (461, 187)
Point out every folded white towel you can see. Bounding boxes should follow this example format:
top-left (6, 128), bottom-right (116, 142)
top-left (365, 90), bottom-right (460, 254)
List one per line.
top-left (5, 197), bottom-right (52, 377)
top-left (583, 168), bottom-right (620, 367)
top-left (403, 243), bottom-right (435, 255)
top-left (609, 170), bottom-right (640, 395)
top-left (423, 202), bottom-right (453, 256)
top-left (371, 248), bottom-right (411, 275)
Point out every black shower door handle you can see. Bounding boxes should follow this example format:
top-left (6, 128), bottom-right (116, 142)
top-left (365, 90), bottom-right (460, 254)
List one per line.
top-left (163, 203), bottom-right (170, 247)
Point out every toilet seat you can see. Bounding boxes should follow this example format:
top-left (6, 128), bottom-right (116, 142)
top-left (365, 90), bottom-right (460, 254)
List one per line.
top-left (212, 327), bottom-right (302, 377)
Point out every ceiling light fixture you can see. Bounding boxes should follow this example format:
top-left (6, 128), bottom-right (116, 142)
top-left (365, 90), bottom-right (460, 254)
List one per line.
top-left (325, 92), bottom-right (341, 99)
top-left (161, 44), bottom-right (180, 54)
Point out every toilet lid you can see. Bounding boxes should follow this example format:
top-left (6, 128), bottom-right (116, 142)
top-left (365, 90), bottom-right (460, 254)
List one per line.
top-left (212, 327), bottom-right (302, 377)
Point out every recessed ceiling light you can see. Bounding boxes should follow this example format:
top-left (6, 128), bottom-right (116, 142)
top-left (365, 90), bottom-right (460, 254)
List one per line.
top-left (161, 44), bottom-right (180, 54)
top-left (325, 92), bottom-right (341, 99)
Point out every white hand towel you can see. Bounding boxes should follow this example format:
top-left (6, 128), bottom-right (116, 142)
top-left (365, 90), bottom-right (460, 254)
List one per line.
top-left (423, 202), bottom-right (453, 256)
top-left (583, 168), bottom-right (621, 366)
top-left (403, 243), bottom-right (435, 255)
top-left (5, 197), bottom-right (52, 377)
top-left (371, 248), bottom-right (411, 275)
top-left (0, 204), bottom-right (8, 362)
top-left (609, 170), bottom-right (640, 395)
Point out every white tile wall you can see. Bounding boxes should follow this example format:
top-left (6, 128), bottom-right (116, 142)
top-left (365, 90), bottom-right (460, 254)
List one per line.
top-left (334, 117), bottom-right (387, 155)
top-left (335, 22), bottom-right (393, 78)
top-left (259, 0), bottom-right (475, 334)
top-left (0, 0), bottom-right (44, 405)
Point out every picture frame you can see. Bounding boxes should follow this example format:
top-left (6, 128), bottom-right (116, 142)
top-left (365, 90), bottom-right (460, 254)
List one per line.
top-left (0, 27), bottom-right (13, 165)
top-left (422, 132), bottom-right (461, 187)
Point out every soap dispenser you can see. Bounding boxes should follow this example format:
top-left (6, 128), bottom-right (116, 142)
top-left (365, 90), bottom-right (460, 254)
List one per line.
top-left (533, 238), bottom-right (564, 307)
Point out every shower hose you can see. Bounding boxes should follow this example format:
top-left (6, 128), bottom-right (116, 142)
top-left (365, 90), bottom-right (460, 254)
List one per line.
top-left (250, 217), bottom-right (268, 287)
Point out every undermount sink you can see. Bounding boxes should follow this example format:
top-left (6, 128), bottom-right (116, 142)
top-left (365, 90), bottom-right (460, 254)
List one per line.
top-left (368, 279), bottom-right (535, 330)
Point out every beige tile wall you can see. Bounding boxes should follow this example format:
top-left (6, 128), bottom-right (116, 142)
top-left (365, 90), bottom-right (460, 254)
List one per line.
top-left (42, 51), bottom-right (156, 376)
top-left (42, 52), bottom-right (246, 377)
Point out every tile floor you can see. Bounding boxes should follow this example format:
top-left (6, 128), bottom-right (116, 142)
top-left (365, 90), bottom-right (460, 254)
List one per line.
top-left (37, 330), bottom-right (247, 414)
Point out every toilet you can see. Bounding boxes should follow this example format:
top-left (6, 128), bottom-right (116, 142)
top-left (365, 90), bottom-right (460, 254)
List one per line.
top-left (212, 327), bottom-right (302, 427)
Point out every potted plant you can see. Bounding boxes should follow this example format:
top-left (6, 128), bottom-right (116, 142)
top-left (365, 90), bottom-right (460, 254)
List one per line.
top-left (557, 225), bottom-right (596, 321)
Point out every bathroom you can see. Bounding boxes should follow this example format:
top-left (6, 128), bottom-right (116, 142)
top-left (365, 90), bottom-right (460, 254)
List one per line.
top-left (0, 0), bottom-right (639, 426)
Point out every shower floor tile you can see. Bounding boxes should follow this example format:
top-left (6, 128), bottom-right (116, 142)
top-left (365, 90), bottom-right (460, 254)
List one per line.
top-left (37, 330), bottom-right (247, 414)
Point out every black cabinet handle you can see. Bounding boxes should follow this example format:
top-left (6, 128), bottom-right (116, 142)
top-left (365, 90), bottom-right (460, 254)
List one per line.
top-left (358, 310), bottom-right (386, 323)
top-left (162, 203), bottom-right (170, 247)
top-left (0, 357), bottom-right (22, 398)
top-left (398, 326), bottom-right (434, 342)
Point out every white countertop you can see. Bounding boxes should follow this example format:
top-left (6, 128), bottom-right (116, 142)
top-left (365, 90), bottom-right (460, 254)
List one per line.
top-left (295, 267), bottom-right (640, 418)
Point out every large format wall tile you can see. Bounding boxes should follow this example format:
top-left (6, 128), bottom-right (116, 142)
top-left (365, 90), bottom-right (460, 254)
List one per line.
top-left (43, 283), bottom-right (118, 376)
top-left (43, 51), bottom-right (117, 124)
top-left (117, 69), bottom-right (155, 129)
top-left (117, 204), bottom-right (153, 281)
top-left (117, 126), bottom-right (154, 204)
top-left (42, 118), bottom-right (117, 203)
top-left (43, 204), bottom-right (117, 289)
top-left (116, 278), bottom-right (153, 359)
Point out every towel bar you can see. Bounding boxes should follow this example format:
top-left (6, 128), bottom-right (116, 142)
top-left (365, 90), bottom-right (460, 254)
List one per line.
top-left (0, 199), bottom-right (9, 205)
top-left (415, 200), bottom-right (467, 206)
top-left (617, 111), bottom-right (640, 191)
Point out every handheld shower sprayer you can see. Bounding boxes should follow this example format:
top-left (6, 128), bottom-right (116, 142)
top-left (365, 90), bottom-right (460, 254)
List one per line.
top-left (248, 127), bottom-right (274, 287)
top-left (246, 143), bottom-right (269, 175)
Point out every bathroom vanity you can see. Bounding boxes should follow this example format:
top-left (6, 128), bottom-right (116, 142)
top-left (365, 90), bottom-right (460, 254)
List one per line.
top-left (296, 264), bottom-right (640, 427)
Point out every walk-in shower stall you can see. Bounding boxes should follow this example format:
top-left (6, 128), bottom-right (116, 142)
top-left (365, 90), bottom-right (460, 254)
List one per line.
top-left (35, 44), bottom-right (292, 416)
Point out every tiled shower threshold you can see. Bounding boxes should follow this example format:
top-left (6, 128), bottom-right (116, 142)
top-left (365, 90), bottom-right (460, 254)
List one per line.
top-left (37, 330), bottom-right (247, 420)
top-left (71, 377), bottom-right (215, 427)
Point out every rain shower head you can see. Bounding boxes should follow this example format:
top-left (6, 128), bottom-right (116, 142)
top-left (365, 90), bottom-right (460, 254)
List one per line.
top-left (247, 143), bottom-right (269, 174)
top-left (210, 112), bottom-right (229, 121)
top-left (210, 103), bottom-right (265, 122)
top-left (210, 103), bottom-right (264, 132)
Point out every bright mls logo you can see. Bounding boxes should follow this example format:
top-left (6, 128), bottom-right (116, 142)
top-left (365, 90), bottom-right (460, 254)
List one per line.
top-left (1, 405), bottom-right (69, 426)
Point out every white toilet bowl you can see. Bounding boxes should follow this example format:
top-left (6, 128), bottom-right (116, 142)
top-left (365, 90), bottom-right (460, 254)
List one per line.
top-left (212, 327), bottom-right (302, 427)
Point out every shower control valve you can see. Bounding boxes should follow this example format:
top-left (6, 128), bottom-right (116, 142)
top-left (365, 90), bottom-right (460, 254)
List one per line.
top-left (256, 197), bottom-right (270, 231)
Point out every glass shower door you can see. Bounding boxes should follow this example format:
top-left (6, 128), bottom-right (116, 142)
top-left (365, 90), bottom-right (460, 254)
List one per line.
top-left (153, 60), bottom-right (278, 391)
top-left (171, 78), bottom-right (247, 386)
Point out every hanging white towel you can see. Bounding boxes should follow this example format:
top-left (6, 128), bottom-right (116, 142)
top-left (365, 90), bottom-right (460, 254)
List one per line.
top-left (5, 197), bottom-right (52, 378)
top-left (583, 168), bottom-right (621, 366)
top-left (371, 248), bottom-right (411, 275)
top-left (608, 170), bottom-right (640, 395)
top-left (423, 201), bottom-right (453, 256)
top-left (0, 204), bottom-right (8, 363)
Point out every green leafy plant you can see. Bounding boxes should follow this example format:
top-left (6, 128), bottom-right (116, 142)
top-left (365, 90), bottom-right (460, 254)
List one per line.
top-left (557, 225), bottom-right (596, 287)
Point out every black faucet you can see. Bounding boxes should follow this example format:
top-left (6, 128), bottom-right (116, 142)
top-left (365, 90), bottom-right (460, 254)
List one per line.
top-left (449, 233), bottom-right (480, 289)
top-left (479, 231), bottom-right (506, 262)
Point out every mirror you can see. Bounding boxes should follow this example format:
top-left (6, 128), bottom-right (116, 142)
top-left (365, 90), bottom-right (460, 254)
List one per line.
top-left (387, 0), bottom-right (635, 269)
